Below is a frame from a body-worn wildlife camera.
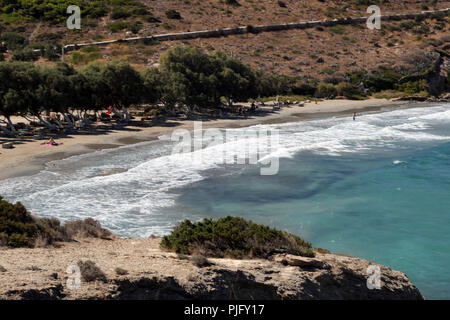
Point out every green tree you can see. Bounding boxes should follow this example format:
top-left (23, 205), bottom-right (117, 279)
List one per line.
top-left (159, 46), bottom-right (222, 111)
top-left (142, 67), bottom-right (162, 105)
top-left (100, 61), bottom-right (144, 121)
top-left (213, 51), bottom-right (256, 107)
top-left (81, 62), bottom-right (112, 112)
top-left (30, 63), bottom-right (78, 130)
top-left (316, 83), bottom-right (337, 98)
top-left (336, 82), bottom-right (363, 99)
top-left (0, 62), bottom-right (40, 134)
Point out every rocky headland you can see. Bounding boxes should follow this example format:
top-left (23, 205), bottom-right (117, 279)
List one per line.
top-left (0, 237), bottom-right (424, 300)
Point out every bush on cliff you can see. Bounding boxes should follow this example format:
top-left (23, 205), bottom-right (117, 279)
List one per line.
top-left (0, 196), bottom-right (54, 247)
top-left (0, 196), bottom-right (111, 247)
top-left (161, 216), bottom-right (314, 259)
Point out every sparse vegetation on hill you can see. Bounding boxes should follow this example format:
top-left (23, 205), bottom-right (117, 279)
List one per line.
top-left (160, 216), bottom-right (315, 259)
top-left (0, 1), bottom-right (448, 87)
top-left (0, 0), bottom-right (149, 23)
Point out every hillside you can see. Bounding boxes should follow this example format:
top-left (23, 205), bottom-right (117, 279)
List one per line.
top-left (0, 0), bottom-right (449, 82)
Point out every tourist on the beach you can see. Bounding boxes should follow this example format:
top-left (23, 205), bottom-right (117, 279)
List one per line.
top-left (47, 137), bottom-right (57, 146)
top-left (353, 112), bottom-right (357, 121)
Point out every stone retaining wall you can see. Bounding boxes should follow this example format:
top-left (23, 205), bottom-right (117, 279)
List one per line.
top-left (57, 8), bottom-right (449, 53)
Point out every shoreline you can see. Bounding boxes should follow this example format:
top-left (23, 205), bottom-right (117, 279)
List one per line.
top-left (0, 98), bottom-right (409, 181)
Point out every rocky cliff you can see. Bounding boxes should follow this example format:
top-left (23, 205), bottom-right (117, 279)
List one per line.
top-left (0, 237), bottom-right (424, 300)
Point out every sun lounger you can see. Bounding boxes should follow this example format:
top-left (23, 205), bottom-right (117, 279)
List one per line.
top-left (2, 142), bottom-right (14, 149)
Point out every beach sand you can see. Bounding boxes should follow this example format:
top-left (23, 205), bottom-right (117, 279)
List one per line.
top-left (0, 98), bottom-right (406, 180)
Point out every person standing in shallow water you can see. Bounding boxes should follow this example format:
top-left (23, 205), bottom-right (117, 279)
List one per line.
top-left (353, 112), bottom-right (357, 121)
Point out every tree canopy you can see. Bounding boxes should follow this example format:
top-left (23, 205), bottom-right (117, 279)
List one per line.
top-left (0, 45), bottom-right (294, 135)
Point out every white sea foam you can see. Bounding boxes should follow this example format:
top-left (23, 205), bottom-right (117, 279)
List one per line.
top-left (0, 103), bottom-right (449, 236)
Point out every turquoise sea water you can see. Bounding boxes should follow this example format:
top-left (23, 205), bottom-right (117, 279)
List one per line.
top-left (171, 141), bottom-right (450, 299)
top-left (1, 103), bottom-right (449, 298)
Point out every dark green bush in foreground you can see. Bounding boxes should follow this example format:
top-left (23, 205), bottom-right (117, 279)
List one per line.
top-left (0, 196), bottom-right (111, 248)
top-left (0, 196), bottom-right (52, 247)
top-left (161, 216), bottom-right (315, 259)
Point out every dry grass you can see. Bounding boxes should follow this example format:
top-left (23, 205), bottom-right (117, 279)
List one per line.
top-left (190, 255), bottom-right (212, 268)
top-left (78, 260), bottom-right (107, 282)
top-left (115, 267), bottom-right (129, 275)
top-left (63, 218), bottom-right (112, 240)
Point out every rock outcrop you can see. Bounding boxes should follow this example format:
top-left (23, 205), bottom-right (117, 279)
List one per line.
top-left (398, 51), bottom-right (449, 97)
top-left (0, 238), bottom-right (424, 300)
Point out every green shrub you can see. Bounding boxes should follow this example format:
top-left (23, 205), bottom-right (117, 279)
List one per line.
top-left (0, 1), bottom-right (141, 23)
top-left (246, 24), bottom-right (255, 33)
top-left (131, 7), bottom-right (150, 16)
top-left (0, 0), bottom-right (110, 23)
top-left (321, 67), bottom-right (336, 75)
top-left (111, 7), bottom-right (131, 19)
top-left (86, 6), bottom-right (108, 19)
top-left (69, 51), bottom-right (102, 65)
top-left (42, 43), bottom-right (61, 61)
top-left (412, 25), bottom-right (430, 35)
top-left (144, 15), bottom-right (161, 23)
top-left (400, 21), bottom-right (418, 30)
top-left (225, 0), bottom-right (240, 6)
top-left (165, 9), bottom-right (182, 19)
top-left (80, 46), bottom-right (100, 53)
top-left (327, 25), bottom-right (346, 35)
top-left (395, 79), bottom-right (428, 95)
top-left (160, 216), bottom-right (314, 259)
top-left (33, 32), bottom-right (63, 43)
top-left (316, 82), bottom-right (337, 97)
top-left (336, 82), bottom-right (366, 99)
top-left (10, 48), bottom-right (39, 61)
top-left (162, 23), bottom-right (174, 30)
top-left (107, 21), bottom-right (130, 33)
top-left (291, 82), bottom-right (317, 96)
top-left (0, 32), bottom-right (28, 50)
top-left (0, 196), bottom-right (52, 247)
top-left (130, 21), bottom-right (142, 34)
top-left (362, 67), bottom-right (403, 92)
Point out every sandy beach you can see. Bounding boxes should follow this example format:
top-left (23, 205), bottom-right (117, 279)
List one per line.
top-left (0, 98), bottom-right (406, 181)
